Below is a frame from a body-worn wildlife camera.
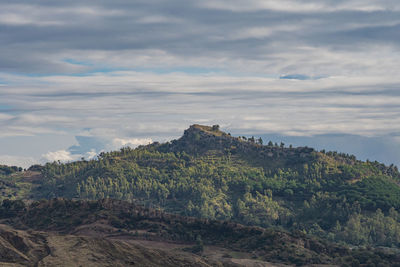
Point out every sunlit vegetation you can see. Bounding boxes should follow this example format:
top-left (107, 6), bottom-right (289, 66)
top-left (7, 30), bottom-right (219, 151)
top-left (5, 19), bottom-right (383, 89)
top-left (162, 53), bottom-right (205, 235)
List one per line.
top-left (2, 124), bottom-right (400, 249)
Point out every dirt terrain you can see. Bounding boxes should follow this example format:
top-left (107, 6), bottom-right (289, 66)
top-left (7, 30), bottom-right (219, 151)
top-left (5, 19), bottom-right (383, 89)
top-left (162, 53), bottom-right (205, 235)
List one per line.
top-left (1, 223), bottom-right (303, 267)
top-left (0, 224), bottom-right (219, 267)
top-left (1, 223), bottom-right (342, 267)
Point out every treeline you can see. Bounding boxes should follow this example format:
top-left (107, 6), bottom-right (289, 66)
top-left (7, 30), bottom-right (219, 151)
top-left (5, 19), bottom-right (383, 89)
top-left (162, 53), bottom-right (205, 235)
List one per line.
top-left (0, 165), bottom-right (22, 176)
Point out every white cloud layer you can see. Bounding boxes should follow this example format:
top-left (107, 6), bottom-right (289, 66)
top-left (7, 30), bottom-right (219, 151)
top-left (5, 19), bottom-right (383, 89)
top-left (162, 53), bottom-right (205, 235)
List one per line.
top-left (1, 0), bottom-right (400, 167)
top-left (41, 149), bottom-right (99, 164)
top-left (111, 138), bottom-right (153, 150)
top-left (41, 150), bottom-right (75, 163)
top-left (0, 155), bottom-right (36, 169)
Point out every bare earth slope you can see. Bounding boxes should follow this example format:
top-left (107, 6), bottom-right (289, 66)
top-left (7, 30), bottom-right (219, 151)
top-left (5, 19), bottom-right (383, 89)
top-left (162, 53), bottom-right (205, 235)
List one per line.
top-left (0, 224), bottom-right (222, 267)
top-left (0, 223), bottom-right (294, 267)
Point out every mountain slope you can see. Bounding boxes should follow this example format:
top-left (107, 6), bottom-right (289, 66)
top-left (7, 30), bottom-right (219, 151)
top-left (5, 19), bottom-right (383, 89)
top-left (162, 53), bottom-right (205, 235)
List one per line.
top-left (1, 124), bottom-right (400, 249)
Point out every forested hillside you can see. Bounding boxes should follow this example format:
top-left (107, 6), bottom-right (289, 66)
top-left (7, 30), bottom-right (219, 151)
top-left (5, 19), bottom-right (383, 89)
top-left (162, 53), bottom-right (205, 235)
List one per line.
top-left (2, 125), bottom-right (400, 249)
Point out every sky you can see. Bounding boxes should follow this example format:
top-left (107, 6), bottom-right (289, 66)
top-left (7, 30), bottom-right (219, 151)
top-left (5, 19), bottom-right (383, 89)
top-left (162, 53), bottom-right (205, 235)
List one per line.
top-left (1, 0), bottom-right (400, 168)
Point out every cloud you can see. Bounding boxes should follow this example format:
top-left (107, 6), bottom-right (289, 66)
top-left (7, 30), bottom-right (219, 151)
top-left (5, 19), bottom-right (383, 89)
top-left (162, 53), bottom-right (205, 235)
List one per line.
top-left (1, 71), bottom-right (400, 140)
top-left (1, 0), bottom-right (400, 167)
top-left (41, 148), bottom-right (100, 163)
top-left (1, 1), bottom-right (400, 75)
top-left (38, 135), bottom-right (154, 165)
top-left (200, 0), bottom-right (399, 13)
top-left (0, 155), bottom-right (36, 169)
top-left (41, 150), bottom-right (75, 162)
top-left (85, 150), bottom-right (98, 160)
top-left (111, 138), bottom-right (153, 150)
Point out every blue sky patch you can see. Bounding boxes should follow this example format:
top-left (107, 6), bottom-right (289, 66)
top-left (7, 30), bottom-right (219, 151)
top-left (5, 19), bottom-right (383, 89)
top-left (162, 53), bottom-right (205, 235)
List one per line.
top-left (63, 58), bottom-right (94, 66)
top-left (0, 104), bottom-right (13, 111)
top-left (280, 74), bottom-right (311, 80)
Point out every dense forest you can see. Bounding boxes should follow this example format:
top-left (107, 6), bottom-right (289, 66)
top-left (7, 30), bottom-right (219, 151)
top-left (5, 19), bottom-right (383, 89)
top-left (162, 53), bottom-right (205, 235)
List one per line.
top-left (1, 125), bottom-right (400, 252)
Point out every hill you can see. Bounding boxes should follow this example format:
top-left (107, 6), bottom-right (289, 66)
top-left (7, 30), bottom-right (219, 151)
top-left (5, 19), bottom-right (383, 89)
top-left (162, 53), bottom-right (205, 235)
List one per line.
top-left (1, 124), bottom-right (400, 252)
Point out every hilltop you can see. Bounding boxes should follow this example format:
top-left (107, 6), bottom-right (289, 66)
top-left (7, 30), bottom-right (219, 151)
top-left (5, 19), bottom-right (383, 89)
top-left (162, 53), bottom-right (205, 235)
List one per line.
top-left (1, 124), bottom-right (400, 265)
top-left (159, 124), bottom-right (317, 167)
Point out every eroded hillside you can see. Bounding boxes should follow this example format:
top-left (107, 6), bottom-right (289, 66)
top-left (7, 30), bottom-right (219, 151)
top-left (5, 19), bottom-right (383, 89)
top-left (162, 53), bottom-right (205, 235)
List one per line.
top-left (1, 198), bottom-right (399, 266)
